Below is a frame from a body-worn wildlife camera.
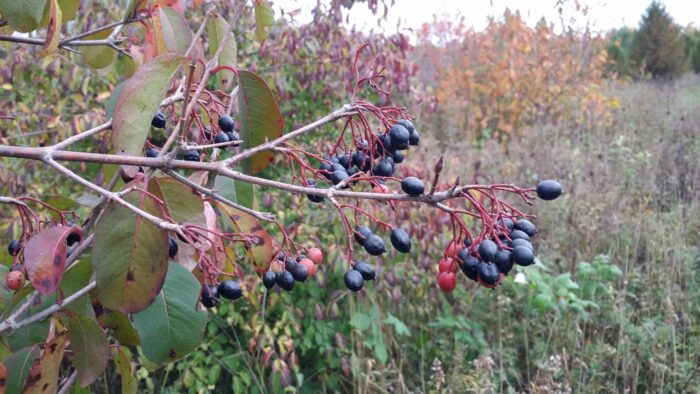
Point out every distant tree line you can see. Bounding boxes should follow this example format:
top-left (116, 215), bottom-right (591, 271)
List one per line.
top-left (607, 1), bottom-right (700, 79)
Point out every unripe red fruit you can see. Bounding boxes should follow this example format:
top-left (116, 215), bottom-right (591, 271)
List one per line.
top-left (300, 258), bottom-right (317, 276)
top-left (438, 257), bottom-right (457, 273)
top-left (307, 248), bottom-right (323, 265)
top-left (6, 271), bottom-right (25, 290)
top-left (444, 240), bottom-right (460, 259)
top-left (437, 272), bottom-right (457, 292)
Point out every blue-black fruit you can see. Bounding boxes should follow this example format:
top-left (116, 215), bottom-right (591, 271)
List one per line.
top-left (363, 234), bottom-right (386, 256)
top-left (390, 228), bottom-right (411, 253)
top-left (67, 232), bottom-right (81, 246)
top-left (145, 147), bottom-right (160, 158)
top-left (401, 177), bottom-right (425, 196)
top-left (151, 111), bottom-right (166, 128)
top-left (512, 246), bottom-right (535, 266)
top-left (457, 247), bottom-right (469, 263)
top-left (377, 133), bottom-right (392, 155)
top-left (390, 150), bottom-right (404, 163)
top-left (477, 262), bottom-right (500, 285)
top-left (389, 124), bottom-right (410, 151)
top-left (536, 180), bottom-right (563, 201)
top-left (373, 159), bottom-right (394, 177)
top-left (353, 261), bottom-right (376, 280)
top-left (319, 162), bottom-right (332, 180)
top-left (511, 238), bottom-right (533, 251)
top-left (306, 179), bottom-right (324, 203)
top-left (344, 270), bottom-right (364, 291)
top-left (408, 130), bottom-right (420, 146)
top-left (200, 286), bottom-right (220, 308)
top-left (263, 271), bottom-right (277, 289)
top-left (478, 239), bottom-right (498, 262)
top-left (354, 225), bottom-right (372, 245)
top-left (499, 218), bottom-right (514, 231)
top-left (276, 271), bottom-right (295, 291)
top-left (331, 170), bottom-right (349, 185)
top-left (346, 166), bottom-right (359, 178)
top-left (183, 149), bottom-right (200, 162)
top-left (463, 237), bottom-right (473, 248)
top-left (168, 237), bottom-right (178, 258)
top-left (352, 152), bottom-right (371, 171)
top-left (397, 119), bottom-right (415, 133)
top-left (510, 230), bottom-right (530, 241)
top-left (214, 132), bottom-right (229, 144)
top-left (218, 280), bottom-right (243, 300)
top-left (330, 163), bottom-right (346, 173)
top-left (338, 153), bottom-right (352, 169)
top-left (515, 219), bottom-right (537, 237)
top-left (291, 263), bottom-right (309, 282)
top-left (285, 256), bottom-right (296, 272)
top-left (493, 250), bottom-right (513, 275)
top-left (218, 115), bottom-right (235, 132)
top-left (461, 256), bottom-right (480, 281)
top-left (7, 239), bottom-right (21, 256)
top-left (226, 131), bottom-right (240, 141)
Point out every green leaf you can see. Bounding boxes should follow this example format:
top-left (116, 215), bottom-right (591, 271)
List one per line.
top-left (105, 81), bottom-right (126, 119)
top-left (253, 0), bottom-right (273, 43)
top-left (350, 313), bottom-right (371, 331)
top-left (82, 30), bottom-right (117, 69)
top-left (68, 316), bottom-right (109, 388)
top-left (0, 0), bottom-right (46, 32)
top-left (100, 311), bottom-right (140, 346)
top-left (93, 184), bottom-right (169, 314)
top-left (148, 176), bottom-right (206, 226)
top-left (111, 54), bottom-right (185, 178)
top-left (157, 6), bottom-right (192, 54)
top-left (384, 314), bottom-right (411, 337)
top-left (60, 258), bottom-right (95, 319)
top-left (207, 13), bottom-right (237, 87)
top-left (115, 347), bottom-right (137, 394)
top-left (3, 346), bottom-right (40, 394)
top-left (237, 70), bottom-right (284, 174)
top-left (217, 203), bottom-right (272, 275)
top-left (5, 293), bottom-right (54, 352)
top-left (213, 175), bottom-right (256, 209)
top-left (132, 262), bottom-right (207, 365)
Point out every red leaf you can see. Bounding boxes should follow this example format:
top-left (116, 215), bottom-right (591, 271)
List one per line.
top-left (24, 226), bottom-right (82, 296)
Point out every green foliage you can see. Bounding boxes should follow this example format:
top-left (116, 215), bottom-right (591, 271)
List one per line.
top-left (632, 1), bottom-right (687, 78)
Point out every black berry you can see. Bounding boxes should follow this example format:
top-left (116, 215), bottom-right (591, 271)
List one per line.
top-left (536, 180), bottom-right (563, 201)
top-left (493, 250), bottom-right (513, 275)
top-left (168, 237), bottom-right (178, 258)
top-left (145, 147), bottom-right (160, 158)
top-left (463, 237), bottom-right (473, 248)
top-left (390, 150), bottom-right (404, 163)
top-left (353, 261), bottom-right (376, 280)
top-left (460, 256), bottom-right (480, 281)
top-left (214, 132), bottom-right (230, 144)
top-left (331, 170), bottom-right (349, 185)
top-left (373, 159), bottom-right (394, 177)
top-left (319, 162), bottom-right (332, 180)
top-left (226, 131), bottom-right (240, 141)
top-left (151, 111), bottom-right (166, 129)
top-left (344, 270), bottom-right (364, 292)
top-left (363, 234), bottom-right (386, 256)
top-left (478, 239), bottom-right (498, 262)
top-left (7, 239), bottom-right (21, 256)
top-left (401, 177), bottom-right (425, 196)
top-left (200, 286), bottom-right (220, 308)
top-left (499, 218), bottom-right (514, 231)
top-left (512, 246), bottom-right (535, 266)
top-left (510, 230), bottom-right (530, 241)
top-left (511, 238), bottom-right (533, 251)
top-left (183, 150), bottom-right (200, 162)
top-left (218, 115), bottom-right (235, 132)
top-left (477, 262), bottom-right (500, 285)
top-left (338, 153), bottom-right (352, 169)
top-left (397, 119), bottom-right (415, 133)
top-left (457, 247), bottom-right (469, 263)
top-left (515, 219), bottom-right (537, 237)
top-left (390, 228), bottom-right (412, 253)
top-left (285, 256), bottom-right (296, 272)
top-left (306, 179), bottom-right (324, 203)
top-left (389, 124), bottom-right (410, 151)
top-left (408, 130), bottom-right (420, 146)
top-left (276, 271), bottom-right (295, 291)
top-left (262, 271), bottom-right (277, 289)
top-left (291, 262), bottom-right (309, 282)
top-left (218, 280), bottom-right (243, 300)
top-left (352, 152), bottom-right (371, 171)
top-left (354, 225), bottom-right (372, 246)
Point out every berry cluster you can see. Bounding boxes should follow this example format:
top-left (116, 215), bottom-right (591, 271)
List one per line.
top-left (343, 261), bottom-right (376, 292)
top-left (148, 112), bottom-right (241, 162)
top-left (200, 279), bottom-right (244, 308)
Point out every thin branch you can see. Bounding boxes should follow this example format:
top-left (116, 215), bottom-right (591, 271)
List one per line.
top-left (51, 120), bottom-right (112, 150)
top-left (61, 16), bottom-right (150, 44)
top-left (57, 370), bottom-right (78, 394)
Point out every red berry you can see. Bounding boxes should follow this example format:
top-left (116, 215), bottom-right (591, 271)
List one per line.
top-left (6, 271), bottom-right (25, 291)
top-left (300, 258), bottom-right (317, 276)
top-left (307, 248), bottom-right (323, 265)
top-left (444, 240), bottom-right (460, 259)
top-left (437, 272), bottom-right (457, 292)
top-left (438, 257), bottom-right (457, 273)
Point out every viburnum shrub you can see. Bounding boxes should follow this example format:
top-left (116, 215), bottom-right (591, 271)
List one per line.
top-left (0, 1), bottom-right (561, 391)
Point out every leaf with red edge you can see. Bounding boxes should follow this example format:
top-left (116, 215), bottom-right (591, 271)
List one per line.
top-left (92, 183), bottom-right (169, 314)
top-left (112, 54), bottom-right (185, 178)
top-left (68, 316), bottom-right (109, 388)
top-left (23, 331), bottom-right (67, 394)
top-left (217, 203), bottom-right (272, 275)
top-left (24, 225), bottom-right (82, 296)
top-left (237, 70), bottom-right (284, 174)
top-left (155, 6), bottom-right (192, 55)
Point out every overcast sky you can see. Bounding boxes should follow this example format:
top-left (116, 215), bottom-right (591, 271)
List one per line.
top-left (274, 0), bottom-right (699, 35)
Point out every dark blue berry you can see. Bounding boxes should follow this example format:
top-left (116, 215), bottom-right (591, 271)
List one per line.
top-left (218, 115), bottom-right (235, 132)
top-left (151, 111), bottom-right (166, 128)
top-left (218, 280), bottom-right (243, 300)
top-left (401, 177), bottom-right (425, 196)
top-left (344, 270), bottom-right (364, 291)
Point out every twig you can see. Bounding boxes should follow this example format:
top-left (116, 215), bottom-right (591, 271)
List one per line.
top-left (57, 370), bottom-right (78, 394)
